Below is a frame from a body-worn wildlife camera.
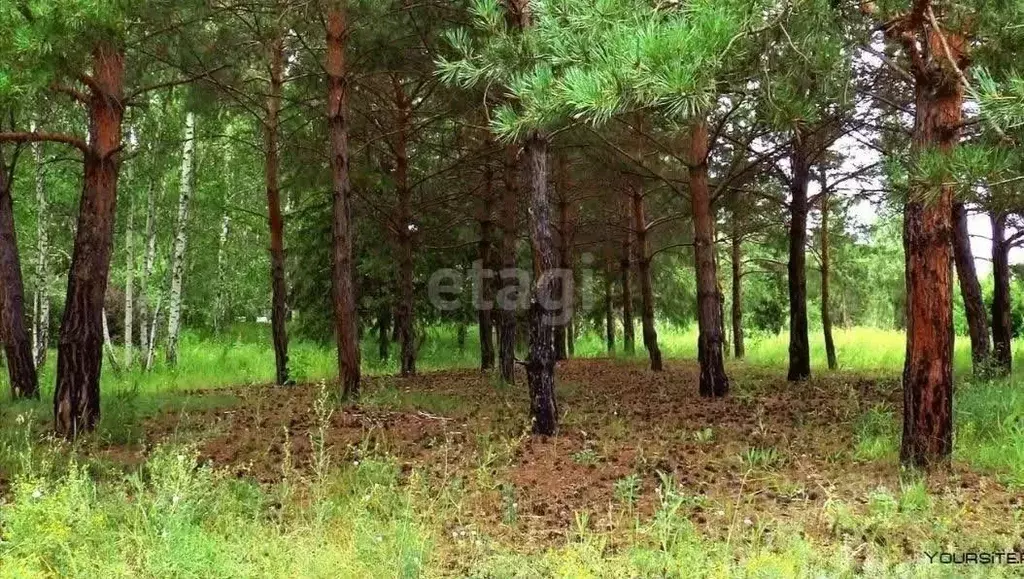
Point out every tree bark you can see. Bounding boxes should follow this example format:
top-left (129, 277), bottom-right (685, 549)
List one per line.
top-left (900, 29), bottom-right (964, 467)
top-left (620, 192), bottom-right (635, 355)
top-left (787, 128), bottom-right (812, 381)
top-left (497, 145), bottom-right (519, 384)
top-left (631, 179), bottom-right (662, 371)
top-left (54, 43), bottom-right (125, 438)
top-left (991, 211), bottom-right (1012, 375)
top-left (377, 304), bottom-right (391, 361)
top-left (477, 161), bottom-right (496, 371)
top-left (30, 126), bottom-right (50, 368)
top-left (604, 253), bottom-right (615, 353)
top-left (731, 222), bottom-right (744, 360)
top-left (166, 110), bottom-right (195, 367)
top-left (123, 193), bottom-right (134, 368)
top-left (821, 179), bottom-right (838, 371)
top-left (953, 202), bottom-right (991, 374)
top-left (327, 4), bottom-right (361, 398)
top-left (553, 154), bottom-right (572, 361)
top-left (392, 75), bottom-right (417, 377)
top-left (524, 132), bottom-right (558, 435)
top-left (0, 149), bottom-right (39, 399)
top-left (214, 209), bottom-right (230, 333)
top-left (688, 120), bottom-right (729, 397)
top-left (265, 34), bottom-right (290, 386)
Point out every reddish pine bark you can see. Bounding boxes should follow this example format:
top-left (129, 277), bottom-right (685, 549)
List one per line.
top-left (991, 211), bottom-right (1012, 375)
top-left (0, 149), bottom-right (39, 399)
top-left (523, 133), bottom-right (558, 435)
top-left (820, 183), bottom-right (837, 371)
top-left (952, 202), bottom-right (991, 374)
top-left (731, 221), bottom-right (744, 360)
top-left (265, 35), bottom-right (290, 386)
top-left (631, 179), bottom-right (662, 371)
top-left (54, 44), bottom-right (125, 438)
top-left (327, 5), bottom-right (361, 398)
top-left (688, 120), bottom-right (729, 397)
top-left (900, 28), bottom-right (964, 467)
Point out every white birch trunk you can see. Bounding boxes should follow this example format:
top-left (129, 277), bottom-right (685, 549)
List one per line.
top-left (215, 211), bottom-right (230, 333)
top-left (166, 111), bottom-right (196, 366)
top-left (124, 195), bottom-right (135, 368)
top-left (139, 179), bottom-right (158, 359)
top-left (30, 121), bottom-right (50, 368)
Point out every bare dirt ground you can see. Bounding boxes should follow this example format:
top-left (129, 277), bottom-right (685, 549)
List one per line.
top-left (134, 359), bottom-right (1018, 547)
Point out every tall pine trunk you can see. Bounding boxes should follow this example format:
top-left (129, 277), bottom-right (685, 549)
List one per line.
top-left (393, 76), bottom-right (416, 377)
top-left (553, 154), bottom-right (572, 361)
top-left (327, 4), bottom-right (361, 398)
top-left (604, 253), bottom-right (615, 353)
top-left (631, 179), bottom-right (662, 371)
top-left (731, 220), bottom-right (744, 360)
top-left (620, 193), bottom-right (635, 355)
top-left (900, 29), bottom-right (964, 467)
top-left (523, 132), bottom-right (558, 435)
top-left (820, 180), bottom-right (837, 371)
top-left (54, 43), bottom-right (125, 438)
top-left (991, 211), bottom-right (1012, 375)
top-left (497, 145), bottom-right (519, 384)
top-left (265, 35), bottom-right (290, 386)
top-left (31, 128), bottom-right (50, 368)
top-left (688, 120), bottom-right (728, 397)
top-left (477, 161), bottom-right (496, 371)
top-left (787, 128), bottom-right (811, 381)
top-left (166, 111), bottom-right (195, 367)
top-left (0, 149), bottom-right (39, 399)
top-left (952, 202), bottom-right (991, 374)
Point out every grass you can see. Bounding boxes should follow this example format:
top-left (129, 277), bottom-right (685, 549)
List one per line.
top-left (4, 323), bottom-right (1024, 576)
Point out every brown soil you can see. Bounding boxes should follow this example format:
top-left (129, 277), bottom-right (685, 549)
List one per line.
top-left (131, 359), bottom-right (1017, 544)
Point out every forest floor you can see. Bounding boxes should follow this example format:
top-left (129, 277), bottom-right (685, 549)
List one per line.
top-left (77, 358), bottom-right (1024, 575)
top-left (4, 343), bottom-right (1024, 576)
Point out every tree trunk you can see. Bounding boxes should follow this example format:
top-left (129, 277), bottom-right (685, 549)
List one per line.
top-left (30, 126), bottom-right (50, 368)
top-left (377, 304), bottom-right (391, 361)
top-left (731, 218), bottom-right (744, 360)
top-left (821, 180), bottom-right (837, 371)
top-left (214, 209), bottom-right (230, 333)
top-left (54, 43), bottom-right (125, 438)
top-left (900, 35), bottom-right (963, 467)
top-left (166, 110), bottom-right (195, 367)
top-left (497, 145), bottom-right (519, 384)
top-left (327, 5), bottom-right (361, 398)
top-left (0, 150), bottom-right (39, 399)
top-left (991, 211), bottom-right (1012, 375)
top-left (953, 202), bottom-right (991, 374)
top-left (604, 255), bottom-right (615, 353)
top-left (392, 76), bottom-right (417, 377)
top-left (688, 120), bottom-right (729, 397)
top-left (553, 154), bottom-right (572, 361)
top-left (123, 193), bottom-right (134, 368)
top-left (631, 180), bottom-right (662, 371)
top-left (620, 193), bottom-right (635, 355)
top-left (139, 178), bottom-right (157, 360)
top-left (523, 132), bottom-right (558, 435)
top-left (265, 35), bottom-right (290, 386)
top-left (477, 161), bottom-right (496, 371)
top-left (787, 128), bottom-right (811, 381)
